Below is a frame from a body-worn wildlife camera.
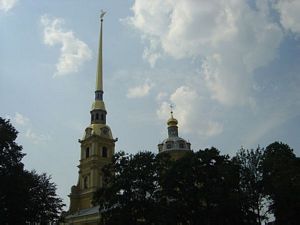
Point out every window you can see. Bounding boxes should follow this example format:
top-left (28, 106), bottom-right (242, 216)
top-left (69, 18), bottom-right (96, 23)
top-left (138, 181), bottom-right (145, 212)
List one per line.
top-left (91, 114), bottom-right (94, 121)
top-left (101, 114), bottom-right (104, 121)
top-left (179, 142), bottom-right (185, 148)
top-left (83, 176), bottom-right (88, 189)
top-left (166, 141), bottom-right (173, 149)
top-left (102, 147), bottom-right (108, 158)
top-left (96, 113), bottom-right (99, 120)
top-left (85, 147), bottom-right (90, 158)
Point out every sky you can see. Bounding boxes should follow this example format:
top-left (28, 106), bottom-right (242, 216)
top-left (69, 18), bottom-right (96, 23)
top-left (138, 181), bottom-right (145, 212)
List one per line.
top-left (1, 0), bottom-right (300, 208)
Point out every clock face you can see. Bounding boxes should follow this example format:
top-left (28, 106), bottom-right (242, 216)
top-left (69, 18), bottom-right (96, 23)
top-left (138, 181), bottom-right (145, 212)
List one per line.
top-left (102, 127), bottom-right (109, 135)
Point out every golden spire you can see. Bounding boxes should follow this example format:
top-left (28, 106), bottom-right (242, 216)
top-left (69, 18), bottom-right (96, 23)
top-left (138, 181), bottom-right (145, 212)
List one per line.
top-left (95, 10), bottom-right (106, 93)
top-left (92, 11), bottom-right (107, 111)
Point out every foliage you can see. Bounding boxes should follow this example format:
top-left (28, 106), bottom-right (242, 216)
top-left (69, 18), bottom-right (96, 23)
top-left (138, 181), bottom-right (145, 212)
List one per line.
top-left (0, 117), bottom-right (64, 225)
top-left (160, 148), bottom-right (244, 225)
top-left (94, 142), bottom-right (300, 225)
top-left (0, 117), bottom-right (24, 172)
top-left (233, 147), bottom-right (267, 225)
top-left (94, 148), bottom-right (247, 225)
top-left (93, 151), bottom-right (159, 225)
top-left (262, 142), bottom-right (300, 225)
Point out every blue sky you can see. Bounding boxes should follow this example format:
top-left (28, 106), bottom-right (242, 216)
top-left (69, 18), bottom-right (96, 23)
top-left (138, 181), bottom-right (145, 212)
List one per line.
top-left (1, 0), bottom-right (300, 207)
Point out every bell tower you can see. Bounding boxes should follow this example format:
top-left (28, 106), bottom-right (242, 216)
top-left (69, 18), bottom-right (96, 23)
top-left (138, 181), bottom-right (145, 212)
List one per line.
top-left (68, 12), bottom-right (117, 214)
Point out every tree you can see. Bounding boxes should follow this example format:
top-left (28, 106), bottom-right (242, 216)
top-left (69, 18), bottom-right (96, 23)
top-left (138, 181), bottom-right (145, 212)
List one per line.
top-left (25, 171), bottom-right (65, 224)
top-left (94, 149), bottom-right (247, 225)
top-left (0, 117), bottom-right (27, 224)
top-left (233, 147), bottom-right (268, 225)
top-left (0, 117), bottom-right (64, 224)
top-left (93, 144), bottom-right (300, 225)
top-left (161, 148), bottom-right (244, 225)
top-left (93, 151), bottom-right (159, 225)
top-left (262, 142), bottom-right (300, 225)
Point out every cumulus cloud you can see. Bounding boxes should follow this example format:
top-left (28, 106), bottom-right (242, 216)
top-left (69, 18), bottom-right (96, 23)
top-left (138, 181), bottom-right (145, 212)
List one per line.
top-left (275, 0), bottom-right (300, 34)
top-left (157, 86), bottom-right (223, 137)
top-left (25, 129), bottom-right (51, 145)
top-left (5, 112), bottom-right (51, 144)
top-left (41, 15), bottom-right (92, 76)
top-left (5, 112), bottom-right (29, 126)
top-left (127, 80), bottom-right (154, 98)
top-left (127, 0), bottom-right (284, 106)
top-left (126, 0), bottom-right (300, 145)
top-left (156, 91), bottom-right (168, 101)
top-left (0, 0), bottom-right (18, 12)
top-left (13, 112), bottom-right (29, 126)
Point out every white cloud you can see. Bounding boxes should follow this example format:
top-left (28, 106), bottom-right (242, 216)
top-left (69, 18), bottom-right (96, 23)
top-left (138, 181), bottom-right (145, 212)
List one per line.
top-left (156, 91), bottom-right (168, 101)
top-left (275, 0), bottom-right (300, 34)
top-left (127, 0), bottom-right (284, 106)
top-left (157, 86), bottom-right (223, 137)
top-left (126, 0), bottom-right (300, 146)
top-left (0, 0), bottom-right (18, 12)
top-left (13, 112), bottom-right (29, 126)
top-left (40, 15), bottom-right (92, 76)
top-left (5, 112), bottom-right (29, 126)
top-left (127, 80), bottom-right (154, 98)
top-left (143, 38), bottom-right (162, 67)
top-left (25, 129), bottom-right (51, 145)
top-left (5, 112), bottom-right (51, 145)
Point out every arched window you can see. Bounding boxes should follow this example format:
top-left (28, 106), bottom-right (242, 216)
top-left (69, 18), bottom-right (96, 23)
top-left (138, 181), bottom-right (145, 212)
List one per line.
top-left (96, 113), bottom-right (99, 120)
top-left (166, 141), bottom-right (173, 149)
top-left (179, 142), bottom-right (185, 148)
top-left (102, 147), bottom-right (108, 158)
top-left (83, 176), bottom-right (88, 189)
top-left (85, 147), bottom-right (90, 158)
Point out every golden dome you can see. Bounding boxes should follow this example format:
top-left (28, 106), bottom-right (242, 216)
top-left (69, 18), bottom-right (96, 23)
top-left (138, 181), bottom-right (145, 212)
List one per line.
top-left (167, 113), bottom-right (178, 127)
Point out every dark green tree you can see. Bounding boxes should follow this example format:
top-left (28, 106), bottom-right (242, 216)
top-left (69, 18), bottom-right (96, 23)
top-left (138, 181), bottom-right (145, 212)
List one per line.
top-left (262, 142), bottom-right (300, 225)
top-left (0, 117), bottom-right (64, 225)
top-left (161, 148), bottom-right (244, 225)
top-left (93, 143), bottom-right (300, 225)
top-left (233, 147), bottom-right (268, 225)
top-left (94, 148), bottom-right (248, 225)
top-left (25, 171), bottom-right (65, 224)
top-left (93, 151), bottom-right (159, 225)
top-left (0, 117), bottom-right (27, 224)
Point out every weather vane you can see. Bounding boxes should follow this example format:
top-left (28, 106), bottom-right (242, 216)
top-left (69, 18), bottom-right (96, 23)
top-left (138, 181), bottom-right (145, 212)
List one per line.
top-left (100, 10), bottom-right (107, 21)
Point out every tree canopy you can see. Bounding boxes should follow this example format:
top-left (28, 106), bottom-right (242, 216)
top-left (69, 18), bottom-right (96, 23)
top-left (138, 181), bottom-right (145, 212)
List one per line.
top-left (94, 143), bottom-right (300, 225)
top-left (0, 117), bottom-right (64, 225)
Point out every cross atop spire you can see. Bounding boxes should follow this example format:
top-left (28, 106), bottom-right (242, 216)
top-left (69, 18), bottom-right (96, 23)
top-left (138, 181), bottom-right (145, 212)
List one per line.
top-left (100, 10), bottom-right (106, 21)
top-left (170, 104), bottom-right (174, 118)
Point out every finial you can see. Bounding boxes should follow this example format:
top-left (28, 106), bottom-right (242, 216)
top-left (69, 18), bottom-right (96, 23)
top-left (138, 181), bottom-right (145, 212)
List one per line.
top-left (100, 10), bottom-right (107, 21)
top-left (170, 104), bottom-right (174, 118)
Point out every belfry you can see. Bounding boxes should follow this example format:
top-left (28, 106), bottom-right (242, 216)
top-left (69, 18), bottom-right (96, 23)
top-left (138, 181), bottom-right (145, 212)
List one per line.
top-left (66, 12), bottom-right (116, 224)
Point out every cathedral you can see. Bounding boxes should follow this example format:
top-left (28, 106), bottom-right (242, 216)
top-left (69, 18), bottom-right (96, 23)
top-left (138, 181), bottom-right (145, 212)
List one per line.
top-left (65, 14), bottom-right (191, 225)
